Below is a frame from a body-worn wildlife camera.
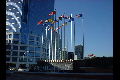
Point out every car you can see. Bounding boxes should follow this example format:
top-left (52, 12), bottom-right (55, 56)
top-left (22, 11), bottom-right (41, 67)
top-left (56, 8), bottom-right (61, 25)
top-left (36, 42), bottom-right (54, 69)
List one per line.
top-left (8, 67), bottom-right (17, 71)
top-left (18, 68), bottom-right (29, 72)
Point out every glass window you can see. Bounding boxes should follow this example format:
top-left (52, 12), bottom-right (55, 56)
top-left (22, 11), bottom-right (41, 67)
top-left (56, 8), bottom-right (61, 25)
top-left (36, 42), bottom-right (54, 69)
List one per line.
top-left (6, 35), bottom-right (8, 39)
top-left (36, 37), bottom-right (40, 41)
top-left (28, 52), bottom-right (34, 57)
top-left (35, 47), bottom-right (40, 51)
top-left (6, 51), bottom-right (11, 55)
top-left (19, 52), bottom-right (26, 56)
top-left (29, 47), bottom-right (34, 51)
top-left (13, 45), bottom-right (18, 50)
top-left (6, 40), bottom-right (9, 43)
top-left (13, 40), bottom-right (19, 44)
top-left (35, 58), bottom-right (40, 62)
top-left (19, 57), bottom-right (27, 62)
top-left (20, 46), bottom-right (26, 50)
top-left (12, 51), bottom-right (18, 56)
top-left (29, 36), bottom-right (34, 40)
top-left (28, 58), bottom-right (34, 62)
top-left (6, 45), bottom-right (11, 49)
top-left (35, 53), bottom-right (40, 57)
top-left (12, 57), bottom-right (17, 62)
top-left (29, 41), bottom-right (34, 45)
top-left (9, 34), bottom-right (12, 38)
top-left (13, 34), bottom-right (19, 39)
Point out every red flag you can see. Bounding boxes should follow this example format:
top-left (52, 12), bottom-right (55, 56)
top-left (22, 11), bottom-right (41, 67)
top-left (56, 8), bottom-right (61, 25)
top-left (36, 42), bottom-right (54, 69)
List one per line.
top-left (37, 20), bottom-right (44, 24)
top-left (48, 11), bottom-right (56, 16)
top-left (61, 15), bottom-right (64, 18)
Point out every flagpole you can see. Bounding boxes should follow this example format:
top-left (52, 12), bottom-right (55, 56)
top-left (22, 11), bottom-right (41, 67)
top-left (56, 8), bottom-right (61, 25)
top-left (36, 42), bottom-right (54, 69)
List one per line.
top-left (70, 13), bottom-right (74, 59)
top-left (74, 21), bottom-right (76, 60)
top-left (45, 26), bottom-right (48, 60)
top-left (82, 18), bottom-right (84, 59)
top-left (61, 19), bottom-right (63, 60)
top-left (63, 13), bottom-right (65, 60)
top-left (58, 20), bottom-right (60, 60)
top-left (54, 9), bottom-right (57, 60)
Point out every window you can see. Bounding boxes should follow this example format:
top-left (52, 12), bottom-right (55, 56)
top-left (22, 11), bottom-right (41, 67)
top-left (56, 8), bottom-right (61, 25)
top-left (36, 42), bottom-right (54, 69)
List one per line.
top-left (13, 40), bottom-right (19, 44)
top-left (36, 37), bottom-right (40, 41)
top-left (9, 34), bottom-right (12, 38)
top-left (6, 45), bottom-right (11, 49)
top-left (12, 57), bottom-right (17, 62)
top-left (28, 58), bottom-right (34, 62)
top-left (29, 36), bottom-right (34, 40)
top-left (35, 53), bottom-right (40, 57)
top-left (35, 47), bottom-right (40, 51)
top-left (20, 46), bottom-right (26, 50)
top-left (28, 52), bottom-right (34, 57)
top-left (35, 58), bottom-right (40, 62)
top-left (19, 52), bottom-right (24, 56)
top-left (12, 51), bottom-right (18, 56)
top-left (6, 51), bottom-right (11, 55)
top-left (6, 40), bottom-right (9, 43)
top-left (29, 41), bottom-right (34, 45)
top-left (13, 45), bottom-right (18, 50)
top-left (29, 47), bottom-right (34, 51)
top-left (13, 34), bottom-right (19, 39)
top-left (19, 57), bottom-right (27, 62)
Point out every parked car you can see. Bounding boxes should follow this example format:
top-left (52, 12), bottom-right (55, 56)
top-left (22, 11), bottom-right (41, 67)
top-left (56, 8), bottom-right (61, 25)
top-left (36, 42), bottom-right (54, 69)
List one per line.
top-left (18, 68), bottom-right (29, 72)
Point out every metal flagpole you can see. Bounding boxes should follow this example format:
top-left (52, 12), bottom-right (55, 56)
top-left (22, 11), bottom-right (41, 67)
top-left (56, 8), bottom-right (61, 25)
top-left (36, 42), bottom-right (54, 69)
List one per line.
top-left (74, 21), bottom-right (76, 60)
top-left (61, 19), bottom-right (63, 60)
top-left (63, 13), bottom-right (65, 60)
top-left (49, 42), bottom-right (50, 60)
top-left (70, 13), bottom-right (74, 59)
top-left (54, 9), bottom-right (57, 60)
top-left (82, 18), bottom-right (84, 59)
top-left (57, 20), bottom-right (60, 60)
top-left (45, 26), bottom-right (47, 60)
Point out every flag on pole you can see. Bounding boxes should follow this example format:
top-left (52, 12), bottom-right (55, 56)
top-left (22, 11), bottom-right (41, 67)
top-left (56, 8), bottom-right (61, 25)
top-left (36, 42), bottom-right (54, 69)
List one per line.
top-left (58, 17), bottom-right (62, 20)
top-left (48, 19), bottom-right (53, 22)
top-left (45, 20), bottom-right (49, 23)
top-left (48, 26), bottom-right (54, 31)
top-left (48, 11), bottom-right (56, 16)
top-left (76, 14), bottom-right (82, 18)
top-left (37, 20), bottom-right (44, 24)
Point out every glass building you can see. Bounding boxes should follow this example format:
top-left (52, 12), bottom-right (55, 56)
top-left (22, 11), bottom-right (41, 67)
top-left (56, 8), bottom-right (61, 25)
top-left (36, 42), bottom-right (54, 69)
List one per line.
top-left (6, 0), bottom-right (60, 69)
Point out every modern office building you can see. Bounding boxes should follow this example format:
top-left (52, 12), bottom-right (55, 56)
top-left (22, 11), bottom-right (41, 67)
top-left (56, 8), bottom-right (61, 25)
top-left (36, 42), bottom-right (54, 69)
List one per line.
top-left (75, 45), bottom-right (84, 59)
top-left (6, 0), bottom-right (61, 69)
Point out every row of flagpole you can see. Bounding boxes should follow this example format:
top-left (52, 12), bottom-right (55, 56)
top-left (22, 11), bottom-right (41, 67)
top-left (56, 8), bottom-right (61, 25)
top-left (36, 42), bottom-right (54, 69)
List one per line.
top-left (38, 9), bottom-right (84, 60)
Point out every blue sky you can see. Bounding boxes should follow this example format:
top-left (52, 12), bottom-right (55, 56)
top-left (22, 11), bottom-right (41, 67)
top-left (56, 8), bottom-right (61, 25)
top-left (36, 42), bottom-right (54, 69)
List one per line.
top-left (54, 0), bottom-right (113, 57)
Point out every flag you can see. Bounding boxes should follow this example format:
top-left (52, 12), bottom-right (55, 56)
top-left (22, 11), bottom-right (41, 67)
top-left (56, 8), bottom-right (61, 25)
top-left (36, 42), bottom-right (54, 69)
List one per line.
top-left (52, 29), bottom-right (56, 32)
top-left (64, 16), bottom-right (69, 19)
top-left (48, 11), bottom-right (56, 16)
top-left (51, 20), bottom-right (58, 24)
top-left (58, 17), bottom-right (62, 20)
top-left (45, 20), bottom-right (49, 23)
top-left (48, 26), bottom-right (54, 31)
top-left (48, 19), bottom-right (53, 22)
top-left (76, 14), bottom-right (82, 18)
top-left (37, 20), bottom-right (44, 24)
top-left (61, 14), bottom-right (64, 18)
top-left (68, 17), bottom-right (74, 22)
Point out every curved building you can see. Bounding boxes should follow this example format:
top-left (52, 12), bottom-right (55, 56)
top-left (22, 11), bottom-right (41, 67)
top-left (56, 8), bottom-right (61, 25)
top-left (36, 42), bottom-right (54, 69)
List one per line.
top-left (6, 0), bottom-right (55, 69)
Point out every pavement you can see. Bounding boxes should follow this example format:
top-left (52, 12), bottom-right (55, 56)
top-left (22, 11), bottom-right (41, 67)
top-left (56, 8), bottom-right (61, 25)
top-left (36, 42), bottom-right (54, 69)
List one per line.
top-left (6, 72), bottom-right (113, 80)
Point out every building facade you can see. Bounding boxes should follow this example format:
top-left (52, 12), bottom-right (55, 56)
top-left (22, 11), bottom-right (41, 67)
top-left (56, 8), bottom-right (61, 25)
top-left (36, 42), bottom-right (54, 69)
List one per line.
top-left (75, 45), bottom-right (84, 60)
top-left (6, 0), bottom-right (60, 69)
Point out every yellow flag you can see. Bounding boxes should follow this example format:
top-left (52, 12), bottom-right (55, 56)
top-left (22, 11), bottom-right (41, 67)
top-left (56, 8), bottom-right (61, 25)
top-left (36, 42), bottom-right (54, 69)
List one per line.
top-left (48, 19), bottom-right (53, 22)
